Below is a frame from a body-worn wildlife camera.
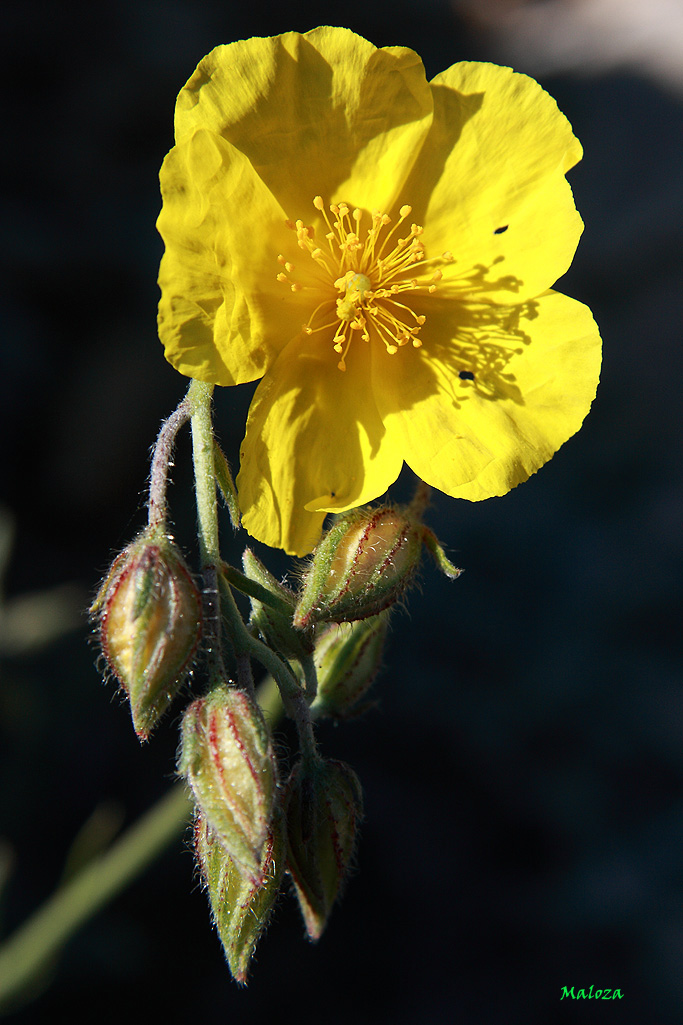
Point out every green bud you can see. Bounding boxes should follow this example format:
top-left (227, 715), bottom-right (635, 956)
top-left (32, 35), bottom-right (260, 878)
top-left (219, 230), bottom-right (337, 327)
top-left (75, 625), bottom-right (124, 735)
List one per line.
top-left (195, 809), bottom-right (286, 984)
top-left (310, 613), bottom-right (390, 719)
top-left (293, 506), bottom-right (424, 628)
top-left (179, 684), bottom-right (278, 885)
top-left (242, 549), bottom-right (314, 661)
top-left (293, 504), bottom-right (462, 630)
top-left (285, 758), bottom-right (363, 941)
top-left (92, 528), bottom-right (201, 740)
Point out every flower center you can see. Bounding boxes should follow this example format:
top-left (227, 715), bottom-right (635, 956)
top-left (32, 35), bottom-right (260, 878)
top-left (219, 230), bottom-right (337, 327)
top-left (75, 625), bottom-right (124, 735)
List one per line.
top-left (276, 197), bottom-right (452, 371)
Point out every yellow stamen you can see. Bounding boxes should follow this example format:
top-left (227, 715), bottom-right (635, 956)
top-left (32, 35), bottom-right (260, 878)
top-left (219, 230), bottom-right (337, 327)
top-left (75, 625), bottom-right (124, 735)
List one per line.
top-left (277, 196), bottom-right (452, 369)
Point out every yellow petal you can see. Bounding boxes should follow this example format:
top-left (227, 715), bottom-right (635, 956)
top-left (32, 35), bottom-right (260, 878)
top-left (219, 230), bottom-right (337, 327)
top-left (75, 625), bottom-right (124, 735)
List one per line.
top-left (374, 290), bottom-right (601, 499)
top-left (174, 27), bottom-right (433, 218)
top-left (404, 62), bottom-right (583, 304)
top-left (158, 129), bottom-right (309, 385)
top-left (158, 34), bottom-right (601, 553)
top-left (237, 332), bottom-right (403, 556)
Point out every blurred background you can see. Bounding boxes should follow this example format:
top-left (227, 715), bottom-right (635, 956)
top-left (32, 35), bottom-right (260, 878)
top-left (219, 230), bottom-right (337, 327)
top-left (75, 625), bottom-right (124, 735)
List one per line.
top-left (1, 0), bottom-right (682, 1021)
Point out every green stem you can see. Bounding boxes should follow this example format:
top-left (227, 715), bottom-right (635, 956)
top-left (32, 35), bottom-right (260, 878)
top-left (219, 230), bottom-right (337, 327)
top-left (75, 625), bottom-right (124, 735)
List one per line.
top-left (188, 379), bottom-right (219, 567)
top-left (221, 563), bottom-right (294, 616)
top-left (0, 785), bottom-right (192, 1012)
top-left (187, 376), bottom-right (314, 763)
top-left (188, 379), bottom-right (225, 677)
top-left (212, 439), bottom-right (240, 530)
top-left (299, 653), bottom-right (319, 702)
top-left (217, 573), bottom-right (319, 764)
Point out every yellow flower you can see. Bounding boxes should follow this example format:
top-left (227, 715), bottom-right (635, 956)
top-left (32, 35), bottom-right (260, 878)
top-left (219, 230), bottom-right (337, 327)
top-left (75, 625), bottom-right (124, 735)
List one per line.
top-left (157, 27), bottom-right (601, 556)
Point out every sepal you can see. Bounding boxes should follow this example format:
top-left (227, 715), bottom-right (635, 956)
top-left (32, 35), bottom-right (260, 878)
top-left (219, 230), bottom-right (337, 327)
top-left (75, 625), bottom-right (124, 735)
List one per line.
top-left (422, 527), bottom-right (462, 579)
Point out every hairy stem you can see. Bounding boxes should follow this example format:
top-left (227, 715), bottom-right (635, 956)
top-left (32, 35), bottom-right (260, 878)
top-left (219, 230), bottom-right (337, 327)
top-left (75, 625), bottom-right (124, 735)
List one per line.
top-left (217, 572), bottom-right (319, 764)
top-left (221, 563), bottom-right (295, 616)
top-left (147, 392), bottom-right (192, 529)
top-left (299, 653), bottom-right (319, 702)
top-left (188, 379), bottom-right (225, 677)
top-left (188, 379), bottom-right (219, 567)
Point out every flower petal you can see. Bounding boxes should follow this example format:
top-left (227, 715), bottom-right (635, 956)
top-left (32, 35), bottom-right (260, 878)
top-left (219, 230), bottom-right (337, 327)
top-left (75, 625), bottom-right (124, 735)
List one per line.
top-left (237, 332), bottom-right (403, 556)
top-left (174, 27), bottom-right (433, 217)
top-left (374, 290), bottom-right (601, 500)
top-left (158, 129), bottom-right (309, 385)
top-left (404, 62), bottom-right (583, 303)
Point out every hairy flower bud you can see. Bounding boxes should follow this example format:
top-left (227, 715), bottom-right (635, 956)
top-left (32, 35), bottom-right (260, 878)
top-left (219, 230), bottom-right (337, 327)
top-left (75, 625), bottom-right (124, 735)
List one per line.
top-left (310, 613), bottom-right (390, 719)
top-left (285, 758), bottom-right (363, 940)
top-left (195, 809), bottom-right (286, 984)
top-left (92, 528), bottom-right (201, 740)
top-left (293, 506), bottom-right (424, 628)
top-left (294, 504), bottom-right (462, 629)
top-left (179, 684), bottom-right (278, 884)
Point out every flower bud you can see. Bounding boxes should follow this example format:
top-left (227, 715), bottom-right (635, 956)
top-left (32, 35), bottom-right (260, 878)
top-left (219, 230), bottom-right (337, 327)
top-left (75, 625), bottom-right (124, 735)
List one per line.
top-left (93, 528), bottom-right (201, 740)
top-left (285, 758), bottom-right (363, 940)
top-left (195, 809), bottom-right (286, 984)
top-left (293, 506), bottom-right (423, 628)
top-left (179, 684), bottom-right (278, 885)
top-left (310, 613), bottom-right (389, 719)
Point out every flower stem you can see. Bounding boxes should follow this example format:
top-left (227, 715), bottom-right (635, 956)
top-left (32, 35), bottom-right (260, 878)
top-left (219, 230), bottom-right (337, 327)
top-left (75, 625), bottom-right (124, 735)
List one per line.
top-left (212, 439), bottom-right (240, 529)
top-left (217, 572), bottom-right (319, 764)
top-left (188, 379), bottom-right (225, 676)
top-left (148, 392), bottom-right (192, 529)
top-left (221, 563), bottom-right (294, 615)
top-left (299, 653), bottom-right (319, 702)
top-left (188, 379), bottom-right (219, 567)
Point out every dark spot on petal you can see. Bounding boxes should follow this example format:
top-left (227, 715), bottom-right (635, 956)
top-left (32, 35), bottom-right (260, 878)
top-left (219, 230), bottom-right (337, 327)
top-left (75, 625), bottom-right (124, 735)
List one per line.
top-left (459, 370), bottom-right (475, 381)
top-left (330, 491), bottom-right (336, 498)
top-left (494, 225), bottom-right (508, 234)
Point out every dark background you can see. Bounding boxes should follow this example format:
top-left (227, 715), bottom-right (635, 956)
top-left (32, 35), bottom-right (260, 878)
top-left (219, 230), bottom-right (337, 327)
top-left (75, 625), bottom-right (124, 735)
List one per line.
top-left (1, 1), bottom-right (682, 1022)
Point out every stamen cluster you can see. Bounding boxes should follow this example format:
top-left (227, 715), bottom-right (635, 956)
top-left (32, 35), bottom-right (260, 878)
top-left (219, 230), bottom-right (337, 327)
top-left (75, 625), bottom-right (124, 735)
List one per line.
top-left (277, 197), bottom-right (451, 370)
